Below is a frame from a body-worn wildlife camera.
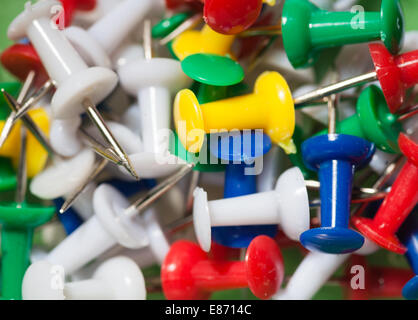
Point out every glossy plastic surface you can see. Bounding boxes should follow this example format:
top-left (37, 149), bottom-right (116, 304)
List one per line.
top-left (370, 43), bottom-right (418, 113)
top-left (1, 44), bottom-right (49, 88)
top-left (0, 202), bottom-right (55, 300)
top-left (152, 12), bottom-right (192, 39)
top-left (282, 0), bottom-right (404, 68)
top-left (210, 131), bottom-right (277, 248)
top-left (60, 0), bottom-right (97, 27)
top-left (161, 236), bottom-right (284, 300)
top-left (317, 85), bottom-right (402, 153)
top-left (174, 71), bottom-right (295, 154)
top-left (203, 0), bottom-right (263, 35)
top-left (301, 134), bottom-right (375, 254)
top-left (353, 134), bottom-right (418, 254)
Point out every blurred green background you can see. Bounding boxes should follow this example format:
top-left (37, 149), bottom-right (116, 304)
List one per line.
top-left (0, 0), bottom-right (416, 300)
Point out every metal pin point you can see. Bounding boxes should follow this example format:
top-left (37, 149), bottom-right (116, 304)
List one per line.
top-left (15, 126), bottom-right (28, 207)
top-left (1, 89), bottom-right (55, 156)
top-left (124, 163), bottom-right (194, 219)
top-left (293, 71), bottom-right (378, 107)
top-left (59, 158), bottom-right (108, 214)
top-left (82, 98), bottom-right (139, 180)
top-left (237, 24), bottom-right (282, 38)
top-left (159, 13), bottom-right (203, 46)
top-left (0, 71), bottom-right (36, 148)
top-left (12, 80), bottom-right (54, 123)
top-left (143, 19), bottom-right (153, 60)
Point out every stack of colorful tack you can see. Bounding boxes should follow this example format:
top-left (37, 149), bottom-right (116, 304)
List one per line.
top-left (0, 0), bottom-right (416, 301)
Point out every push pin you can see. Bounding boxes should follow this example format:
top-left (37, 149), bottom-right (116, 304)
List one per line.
top-left (174, 71), bottom-right (295, 154)
top-left (45, 164), bottom-right (193, 274)
top-left (64, 0), bottom-right (152, 68)
top-left (165, 0), bottom-right (203, 11)
top-left (282, 0), bottom-right (404, 68)
top-left (353, 133), bottom-right (418, 254)
top-left (161, 236), bottom-right (284, 300)
top-left (294, 43), bottom-right (418, 113)
top-left (205, 131), bottom-right (279, 248)
top-left (7, 0), bottom-right (137, 179)
top-left (0, 117), bottom-right (55, 300)
top-left (300, 95), bottom-right (375, 254)
top-left (152, 12), bottom-right (193, 39)
top-left (203, 0), bottom-right (275, 35)
top-left (193, 167), bottom-right (310, 252)
top-left (59, 0), bottom-right (97, 27)
top-left (316, 85), bottom-right (404, 154)
top-left (22, 256), bottom-right (146, 300)
top-left (273, 238), bottom-right (378, 300)
top-left (118, 20), bottom-right (191, 178)
top-left (171, 23), bottom-right (236, 61)
top-left (398, 208), bottom-right (418, 300)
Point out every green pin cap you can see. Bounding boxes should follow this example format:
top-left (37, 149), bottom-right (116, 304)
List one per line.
top-left (152, 12), bottom-right (192, 39)
top-left (181, 54), bottom-right (244, 86)
top-left (0, 202), bottom-right (55, 299)
top-left (282, 0), bottom-right (404, 68)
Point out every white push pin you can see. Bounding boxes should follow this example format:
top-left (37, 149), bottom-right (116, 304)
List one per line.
top-left (65, 0), bottom-right (152, 68)
top-left (45, 183), bottom-right (171, 274)
top-left (272, 238), bottom-right (378, 300)
top-left (193, 167), bottom-right (310, 252)
top-left (22, 256), bottom-right (146, 300)
top-left (50, 117), bottom-right (83, 157)
top-left (8, 0), bottom-right (137, 179)
top-left (30, 148), bottom-right (96, 199)
top-left (118, 21), bottom-right (191, 178)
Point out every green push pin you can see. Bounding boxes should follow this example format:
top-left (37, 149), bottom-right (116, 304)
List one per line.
top-left (152, 12), bottom-right (192, 39)
top-left (282, 0), bottom-right (404, 68)
top-left (0, 84), bottom-right (54, 300)
top-left (181, 53), bottom-right (245, 87)
top-left (316, 85), bottom-right (402, 153)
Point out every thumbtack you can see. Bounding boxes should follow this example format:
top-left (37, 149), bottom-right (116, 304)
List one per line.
top-left (22, 256), bottom-right (146, 300)
top-left (353, 133), bottom-right (418, 254)
top-left (273, 238), bottom-right (378, 300)
top-left (161, 236), bottom-right (284, 300)
top-left (208, 131), bottom-right (279, 248)
top-left (64, 0), bottom-right (152, 68)
top-left (60, 0), bottom-right (97, 27)
top-left (193, 167), bottom-right (310, 252)
top-left (45, 164), bottom-right (192, 274)
top-left (152, 12), bottom-right (193, 39)
top-left (174, 71), bottom-right (295, 154)
top-left (171, 23), bottom-right (236, 61)
top-left (159, 12), bottom-right (203, 46)
top-left (118, 20), bottom-right (191, 178)
top-left (300, 92), bottom-right (375, 254)
top-left (0, 103), bottom-right (55, 299)
top-left (8, 0), bottom-right (138, 179)
top-left (293, 43), bottom-right (418, 113)
top-left (282, 0), bottom-right (404, 68)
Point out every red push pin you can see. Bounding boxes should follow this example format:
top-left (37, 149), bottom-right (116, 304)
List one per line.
top-left (161, 235), bottom-right (284, 300)
top-left (344, 256), bottom-right (413, 300)
top-left (1, 44), bottom-right (48, 88)
top-left (59, 0), bottom-right (97, 27)
top-left (353, 133), bottom-right (418, 254)
top-left (294, 43), bottom-right (418, 114)
top-left (165, 0), bottom-right (203, 11)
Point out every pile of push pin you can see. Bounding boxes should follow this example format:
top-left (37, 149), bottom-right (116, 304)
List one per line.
top-left (0, 0), bottom-right (416, 300)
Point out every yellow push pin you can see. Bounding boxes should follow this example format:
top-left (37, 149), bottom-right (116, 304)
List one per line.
top-left (171, 24), bottom-right (236, 61)
top-left (0, 108), bottom-right (50, 178)
top-left (174, 71), bottom-right (296, 154)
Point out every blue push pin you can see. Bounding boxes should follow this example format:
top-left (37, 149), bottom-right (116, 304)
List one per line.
top-left (300, 96), bottom-right (375, 254)
top-left (398, 207), bottom-right (418, 300)
top-left (209, 130), bottom-right (277, 248)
